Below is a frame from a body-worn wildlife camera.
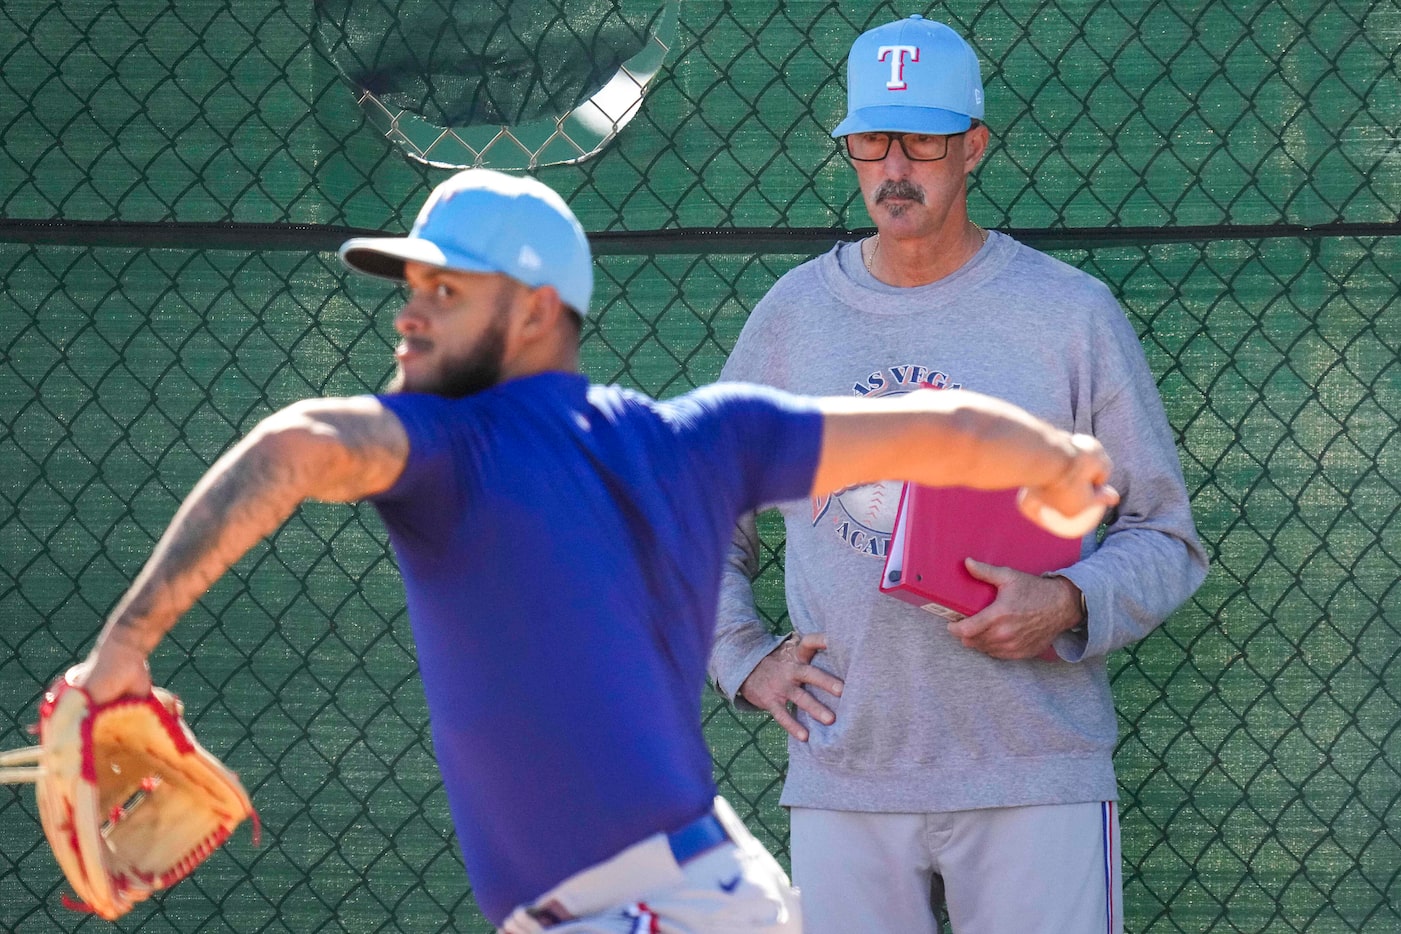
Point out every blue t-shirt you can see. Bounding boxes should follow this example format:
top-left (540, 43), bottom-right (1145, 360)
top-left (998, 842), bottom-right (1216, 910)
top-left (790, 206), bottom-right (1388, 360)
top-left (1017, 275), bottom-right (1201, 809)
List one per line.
top-left (369, 372), bottom-right (822, 923)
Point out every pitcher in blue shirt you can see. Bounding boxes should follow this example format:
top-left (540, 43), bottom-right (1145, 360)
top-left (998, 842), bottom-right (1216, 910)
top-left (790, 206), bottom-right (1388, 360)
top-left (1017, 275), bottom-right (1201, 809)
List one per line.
top-left (74, 169), bottom-right (1117, 932)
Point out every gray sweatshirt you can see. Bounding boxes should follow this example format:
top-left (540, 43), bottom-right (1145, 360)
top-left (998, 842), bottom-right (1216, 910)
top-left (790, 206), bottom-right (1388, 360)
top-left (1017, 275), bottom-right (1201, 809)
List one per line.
top-left (710, 233), bottom-right (1208, 812)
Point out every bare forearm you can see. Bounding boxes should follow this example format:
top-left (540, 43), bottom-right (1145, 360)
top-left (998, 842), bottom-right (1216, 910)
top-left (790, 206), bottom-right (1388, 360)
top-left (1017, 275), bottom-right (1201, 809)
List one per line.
top-left (99, 436), bottom-right (312, 654)
top-left (98, 397), bottom-right (407, 656)
top-left (812, 389), bottom-right (1078, 494)
top-left (934, 394), bottom-right (1080, 490)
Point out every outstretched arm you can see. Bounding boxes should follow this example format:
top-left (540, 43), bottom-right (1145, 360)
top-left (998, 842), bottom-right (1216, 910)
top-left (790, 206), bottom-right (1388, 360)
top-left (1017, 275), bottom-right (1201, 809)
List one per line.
top-left (812, 388), bottom-right (1117, 527)
top-left (78, 396), bottom-right (408, 702)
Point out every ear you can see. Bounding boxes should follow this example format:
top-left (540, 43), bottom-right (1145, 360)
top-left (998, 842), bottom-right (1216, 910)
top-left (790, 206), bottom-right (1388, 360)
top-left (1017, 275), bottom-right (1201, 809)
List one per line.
top-left (517, 285), bottom-right (565, 337)
top-left (964, 123), bottom-right (990, 172)
top-left (506, 284), bottom-right (569, 357)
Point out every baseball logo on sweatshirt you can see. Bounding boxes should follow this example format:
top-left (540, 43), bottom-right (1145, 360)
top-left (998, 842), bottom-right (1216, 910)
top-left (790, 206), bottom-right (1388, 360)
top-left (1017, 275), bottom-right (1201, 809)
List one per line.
top-left (812, 364), bottom-right (961, 557)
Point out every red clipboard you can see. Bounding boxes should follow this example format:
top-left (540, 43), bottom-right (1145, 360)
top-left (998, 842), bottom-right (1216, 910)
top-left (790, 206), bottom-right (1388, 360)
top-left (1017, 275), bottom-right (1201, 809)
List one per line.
top-left (879, 484), bottom-right (1083, 622)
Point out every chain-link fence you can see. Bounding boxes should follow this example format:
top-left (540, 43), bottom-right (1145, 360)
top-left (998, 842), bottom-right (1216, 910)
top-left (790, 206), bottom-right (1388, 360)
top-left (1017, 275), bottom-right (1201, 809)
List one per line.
top-left (2, 2), bottom-right (1399, 932)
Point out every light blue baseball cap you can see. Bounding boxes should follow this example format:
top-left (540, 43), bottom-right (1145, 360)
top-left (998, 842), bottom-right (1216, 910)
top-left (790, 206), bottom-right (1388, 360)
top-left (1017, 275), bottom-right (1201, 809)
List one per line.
top-left (339, 168), bottom-right (594, 316)
top-left (831, 15), bottom-right (985, 138)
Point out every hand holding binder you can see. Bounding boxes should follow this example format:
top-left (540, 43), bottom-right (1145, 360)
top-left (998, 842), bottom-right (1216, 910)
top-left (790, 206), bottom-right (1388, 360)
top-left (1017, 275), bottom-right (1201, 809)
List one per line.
top-left (879, 484), bottom-right (1086, 623)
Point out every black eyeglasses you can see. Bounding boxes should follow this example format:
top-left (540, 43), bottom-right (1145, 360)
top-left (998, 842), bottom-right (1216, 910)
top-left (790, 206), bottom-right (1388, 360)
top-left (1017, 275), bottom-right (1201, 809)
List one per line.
top-left (843, 122), bottom-right (983, 162)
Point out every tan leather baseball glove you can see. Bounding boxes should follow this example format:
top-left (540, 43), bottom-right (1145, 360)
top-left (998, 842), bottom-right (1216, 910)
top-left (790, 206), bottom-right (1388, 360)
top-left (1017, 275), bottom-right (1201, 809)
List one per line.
top-left (0, 671), bottom-right (258, 920)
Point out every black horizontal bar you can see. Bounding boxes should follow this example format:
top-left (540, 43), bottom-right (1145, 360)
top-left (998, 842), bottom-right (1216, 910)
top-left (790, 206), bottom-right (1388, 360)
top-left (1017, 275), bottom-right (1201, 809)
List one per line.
top-left (1, 218), bottom-right (1397, 255)
top-left (0, 219), bottom-right (378, 251)
top-left (590, 221), bottom-right (1401, 254)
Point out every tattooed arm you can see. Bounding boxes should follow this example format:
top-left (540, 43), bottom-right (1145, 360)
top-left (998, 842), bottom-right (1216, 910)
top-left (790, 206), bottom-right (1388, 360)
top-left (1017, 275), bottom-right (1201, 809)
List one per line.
top-left (77, 396), bottom-right (409, 703)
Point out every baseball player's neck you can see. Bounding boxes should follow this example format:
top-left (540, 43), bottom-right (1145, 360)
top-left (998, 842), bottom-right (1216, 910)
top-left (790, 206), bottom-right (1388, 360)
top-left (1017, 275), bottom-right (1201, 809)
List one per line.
top-left (501, 355), bottom-right (580, 382)
top-left (497, 288), bottom-right (584, 379)
top-left (500, 328), bottom-right (581, 381)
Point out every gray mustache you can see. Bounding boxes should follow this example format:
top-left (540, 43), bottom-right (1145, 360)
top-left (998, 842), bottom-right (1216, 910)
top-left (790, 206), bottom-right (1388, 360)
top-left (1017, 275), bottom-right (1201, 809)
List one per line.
top-left (874, 180), bottom-right (926, 204)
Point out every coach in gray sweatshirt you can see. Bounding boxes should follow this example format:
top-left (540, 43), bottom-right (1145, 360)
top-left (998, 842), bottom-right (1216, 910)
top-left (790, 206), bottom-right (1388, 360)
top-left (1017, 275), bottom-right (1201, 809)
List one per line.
top-left (709, 16), bottom-right (1208, 934)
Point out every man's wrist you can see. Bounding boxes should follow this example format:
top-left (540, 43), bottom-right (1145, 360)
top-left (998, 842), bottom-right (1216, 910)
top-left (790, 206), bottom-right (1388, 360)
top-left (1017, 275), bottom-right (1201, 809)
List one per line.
top-left (99, 622), bottom-right (156, 656)
top-left (1045, 574), bottom-right (1088, 635)
top-left (1069, 581), bottom-right (1088, 634)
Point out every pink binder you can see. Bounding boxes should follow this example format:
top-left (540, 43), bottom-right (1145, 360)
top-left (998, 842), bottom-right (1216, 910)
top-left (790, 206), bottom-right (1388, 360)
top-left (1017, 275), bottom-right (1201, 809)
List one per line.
top-left (879, 484), bottom-right (1083, 622)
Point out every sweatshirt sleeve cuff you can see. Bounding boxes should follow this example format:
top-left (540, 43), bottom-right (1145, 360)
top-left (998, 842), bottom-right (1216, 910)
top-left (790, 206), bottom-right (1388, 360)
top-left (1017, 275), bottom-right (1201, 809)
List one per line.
top-left (1048, 568), bottom-right (1099, 662)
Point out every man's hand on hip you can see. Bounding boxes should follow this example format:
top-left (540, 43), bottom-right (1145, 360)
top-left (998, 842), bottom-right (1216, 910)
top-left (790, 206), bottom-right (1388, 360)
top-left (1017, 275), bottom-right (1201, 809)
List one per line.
top-left (738, 632), bottom-right (843, 741)
top-left (947, 561), bottom-right (1084, 660)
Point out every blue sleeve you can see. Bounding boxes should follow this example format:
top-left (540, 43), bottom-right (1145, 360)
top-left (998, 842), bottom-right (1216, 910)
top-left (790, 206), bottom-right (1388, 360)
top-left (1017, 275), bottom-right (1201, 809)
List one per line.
top-left (368, 393), bottom-right (472, 527)
top-left (663, 382), bottom-right (823, 512)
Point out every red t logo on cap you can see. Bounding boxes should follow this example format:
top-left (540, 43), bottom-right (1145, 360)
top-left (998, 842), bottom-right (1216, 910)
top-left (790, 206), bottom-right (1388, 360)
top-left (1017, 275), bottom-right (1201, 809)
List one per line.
top-left (877, 44), bottom-right (919, 90)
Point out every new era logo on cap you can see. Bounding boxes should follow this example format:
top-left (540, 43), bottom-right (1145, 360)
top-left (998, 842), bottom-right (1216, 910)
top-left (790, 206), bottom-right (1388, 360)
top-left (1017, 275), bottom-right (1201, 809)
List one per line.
top-left (832, 15), bottom-right (985, 138)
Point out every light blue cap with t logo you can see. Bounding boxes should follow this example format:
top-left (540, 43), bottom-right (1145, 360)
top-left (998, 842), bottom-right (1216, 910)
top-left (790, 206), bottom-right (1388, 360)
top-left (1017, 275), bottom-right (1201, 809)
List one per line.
top-left (831, 15), bottom-right (985, 138)
top-left (339, 169), bottom-right (594, 317)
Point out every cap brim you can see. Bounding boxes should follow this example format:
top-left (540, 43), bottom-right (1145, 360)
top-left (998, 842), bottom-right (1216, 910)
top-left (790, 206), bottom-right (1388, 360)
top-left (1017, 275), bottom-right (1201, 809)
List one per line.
top-left (338, 236), bottom-right (497, 282)
top-left (832, 106), bottom-right (974, 138)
